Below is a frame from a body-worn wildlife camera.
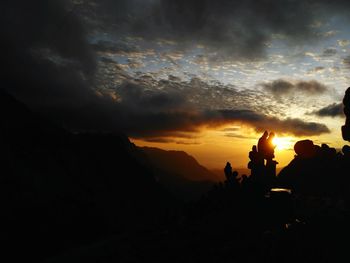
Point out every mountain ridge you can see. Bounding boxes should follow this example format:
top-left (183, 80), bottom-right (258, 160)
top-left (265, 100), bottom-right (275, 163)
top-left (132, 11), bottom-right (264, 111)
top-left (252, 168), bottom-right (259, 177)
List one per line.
top-left (140, 146), bottom-right (221, 200)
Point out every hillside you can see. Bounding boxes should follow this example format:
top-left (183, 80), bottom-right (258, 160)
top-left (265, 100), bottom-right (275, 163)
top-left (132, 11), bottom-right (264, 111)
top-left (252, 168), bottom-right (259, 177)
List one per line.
top-left (0, 90), bottom-right (176, 262)
top-left (140, 147), bottom-right (220, 200)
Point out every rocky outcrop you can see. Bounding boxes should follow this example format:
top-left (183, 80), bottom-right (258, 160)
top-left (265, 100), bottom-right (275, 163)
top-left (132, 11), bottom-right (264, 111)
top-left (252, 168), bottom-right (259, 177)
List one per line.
top-left (342, 87), bottom-right (350, 141)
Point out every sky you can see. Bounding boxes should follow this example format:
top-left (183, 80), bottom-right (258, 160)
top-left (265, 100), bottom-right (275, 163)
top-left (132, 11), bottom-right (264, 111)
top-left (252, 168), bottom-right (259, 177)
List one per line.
top-left (2, 0), bottom-right (350, 170)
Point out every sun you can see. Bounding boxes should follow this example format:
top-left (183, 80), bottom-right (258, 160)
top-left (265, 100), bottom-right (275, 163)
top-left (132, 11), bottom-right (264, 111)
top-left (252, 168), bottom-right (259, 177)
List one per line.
top-left (272, 136), bottom-right (295, 151)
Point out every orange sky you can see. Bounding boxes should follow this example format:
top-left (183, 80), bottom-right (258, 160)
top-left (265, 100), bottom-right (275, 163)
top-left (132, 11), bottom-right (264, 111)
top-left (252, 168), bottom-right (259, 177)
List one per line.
top-left (132, 127), bottom-right (300, 171)
top-left (132, 121), bottom-right (347, 174)
top-left (4, 0), bottom-right (350, 177)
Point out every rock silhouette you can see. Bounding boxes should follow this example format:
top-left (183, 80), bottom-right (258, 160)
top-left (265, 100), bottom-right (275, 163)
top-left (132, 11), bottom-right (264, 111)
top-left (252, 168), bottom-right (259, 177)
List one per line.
top-left (294, 139), bottom-right (316, 158)
top-left (278, 140), bottom-right (342, 196)
top-left (247, 131), bottom-right (278, 191)
top-left (278, 88), bottom-right (350, 198)
top-left (342, 87), bottom-right (350, 141)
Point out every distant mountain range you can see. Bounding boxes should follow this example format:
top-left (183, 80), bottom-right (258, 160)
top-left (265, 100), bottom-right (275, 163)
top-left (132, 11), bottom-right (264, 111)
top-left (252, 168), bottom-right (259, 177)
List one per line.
top-left (140, 147), bottom-right (221, 200)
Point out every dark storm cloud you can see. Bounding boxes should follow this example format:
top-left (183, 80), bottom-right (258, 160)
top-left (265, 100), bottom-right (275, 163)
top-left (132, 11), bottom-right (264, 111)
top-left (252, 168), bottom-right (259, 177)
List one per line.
top-left (309, 103), bottom-right (344, 117)
top-left (85, 0), bottom-right (319, 60)
top-left (91, 40), bottom-right (139, 54)
top-left (82, 0), bottom-right (350, 61)
top-left (262, 79), bottom-right (328, 97)
top-left (1, 0), bottom-right (96, 109)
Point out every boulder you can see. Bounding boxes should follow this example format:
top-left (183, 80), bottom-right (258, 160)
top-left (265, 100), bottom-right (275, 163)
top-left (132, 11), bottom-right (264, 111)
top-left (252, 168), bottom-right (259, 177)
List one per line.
top-left (294, 139), bottom-right (316, 158)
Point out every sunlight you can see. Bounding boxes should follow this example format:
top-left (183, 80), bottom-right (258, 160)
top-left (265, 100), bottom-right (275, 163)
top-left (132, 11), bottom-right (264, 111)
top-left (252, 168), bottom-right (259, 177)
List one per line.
top-left (272, 136), bottom-right (295, 151)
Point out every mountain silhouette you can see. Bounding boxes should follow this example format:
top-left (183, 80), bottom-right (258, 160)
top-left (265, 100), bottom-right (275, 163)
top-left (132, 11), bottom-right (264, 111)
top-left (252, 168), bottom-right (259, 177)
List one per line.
top-left (141, 147), bottom-right (219, 201)
top-left (0, 90), bottom-right (177, 262)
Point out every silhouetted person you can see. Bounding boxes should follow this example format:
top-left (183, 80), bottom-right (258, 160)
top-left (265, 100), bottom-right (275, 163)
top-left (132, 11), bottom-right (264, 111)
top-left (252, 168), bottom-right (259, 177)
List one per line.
top-left (248, 145), bottom-right (264, 178)
top-left (248, 145), bottom-right (260, 164)
top-left (224, 162), bottom-right (233, 181)
top-left (342, 87), bottom-right (350, 141)
top-left (249, 131), bottom-right (278, 191)
top-left (258, 131), bottom-right (268, 158)
top-left (266, 132), bottom-right (276, 160)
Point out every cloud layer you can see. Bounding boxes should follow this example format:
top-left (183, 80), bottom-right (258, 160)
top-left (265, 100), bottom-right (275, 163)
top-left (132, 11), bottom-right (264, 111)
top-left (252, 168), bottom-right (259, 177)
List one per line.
top-left (83, 0), bottom-right (350, 61)
top-left (262, 79), bottom-right (328, 97)
top-left (309, 103), bottom-right (344, 117)
top-left (83, 77), bottom-right (330, 138)
top-left (1, 0), bottom-right (336, 142)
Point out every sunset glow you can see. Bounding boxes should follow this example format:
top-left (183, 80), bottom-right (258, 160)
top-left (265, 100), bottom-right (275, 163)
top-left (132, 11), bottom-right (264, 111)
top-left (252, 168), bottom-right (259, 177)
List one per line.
top-left (4, 0), bottom-right (349, 172)
top-left (4, 1), bottom-right (350, 261)
top-left (272, 136), bottom-right (295, 151)
top-left (132, 128), bottom-right (304, 171)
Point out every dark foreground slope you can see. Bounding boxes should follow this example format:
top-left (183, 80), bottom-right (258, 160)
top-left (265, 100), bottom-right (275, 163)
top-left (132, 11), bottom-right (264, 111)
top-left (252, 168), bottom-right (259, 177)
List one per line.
top-left (0, 90), bottom-right (177, 262)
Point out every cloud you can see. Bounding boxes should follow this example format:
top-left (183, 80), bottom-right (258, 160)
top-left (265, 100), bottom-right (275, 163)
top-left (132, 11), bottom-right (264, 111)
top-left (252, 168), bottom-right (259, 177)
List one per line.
top-left (343, 55), bottom-right (350, 68)
top-left (256, 117), bottom-right (330, 136)
top-left (82, 0), bottom-right (328, 61)
top-left (262, 79), bottom-right (328, 97)
top-left (91, 40), bottom-right (139, 54)
top-left (67, 79), bottom-right (326, 139)
top-left (218, 110), bottom-right (330, 137)
top-left (320, 30), bottom-right (338, 38)
top-left (322, 48), bottom-right (337, 57)
top-left (220, 127), bottom-right (241, 132)
top-left (308, 66), bottom-right (325, 74)
top-left (1, 0), bottom-right (96, 109)
top-left (308, 103), bottom-right (344, 117)
top-left (0, 0), bottom-right (334, 142)
top-left (337, 39), bottom-right (350, 47)
top-left (224, 133), bottom-right (255, 139)
top-left (46, 74), bottom-right (330, 139)
top-left (77, 0), bottom-right (350, 62)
